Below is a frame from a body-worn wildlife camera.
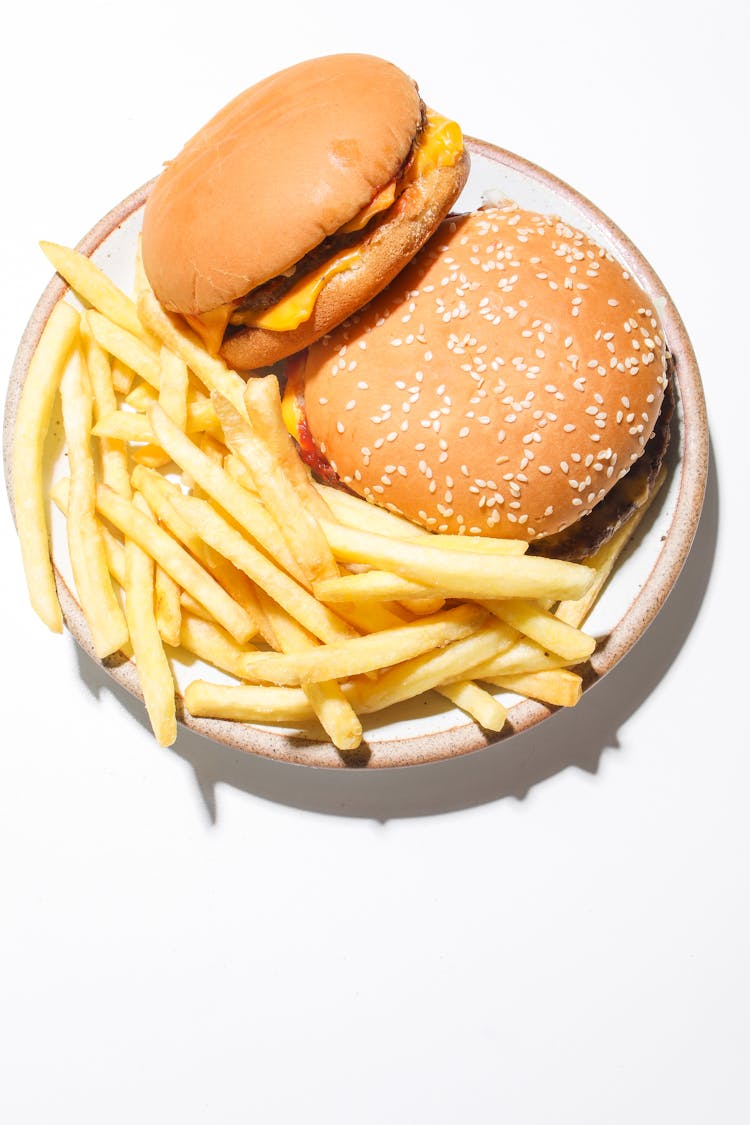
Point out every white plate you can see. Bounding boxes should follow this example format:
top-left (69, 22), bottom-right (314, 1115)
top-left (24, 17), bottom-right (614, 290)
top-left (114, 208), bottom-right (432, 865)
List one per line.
top-left (4, 138), bottom-right (708, 767)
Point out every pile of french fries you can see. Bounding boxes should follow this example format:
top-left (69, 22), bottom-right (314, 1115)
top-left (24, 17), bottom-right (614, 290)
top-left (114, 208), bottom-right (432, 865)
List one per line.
top-left (12, 238), bottom-right (662, 754)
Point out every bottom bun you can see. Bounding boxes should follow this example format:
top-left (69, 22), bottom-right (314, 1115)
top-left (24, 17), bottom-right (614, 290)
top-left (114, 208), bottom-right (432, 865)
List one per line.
top-left (220, 150), bottom-right (470, 370)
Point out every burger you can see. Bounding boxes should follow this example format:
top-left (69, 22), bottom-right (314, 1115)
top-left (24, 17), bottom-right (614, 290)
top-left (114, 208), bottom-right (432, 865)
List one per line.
top-left (284, 203), bottom-right (673, 561)
top-left (140, 53), bottom-right (470, 369)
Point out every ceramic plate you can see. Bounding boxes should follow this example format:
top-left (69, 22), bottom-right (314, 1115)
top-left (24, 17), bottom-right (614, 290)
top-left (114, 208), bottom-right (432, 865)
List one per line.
top-left (4, 137), bottom-right (708, 767)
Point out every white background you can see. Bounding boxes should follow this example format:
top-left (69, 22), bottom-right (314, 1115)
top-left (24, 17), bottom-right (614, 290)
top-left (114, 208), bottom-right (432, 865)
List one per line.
top-left (1, 2), bottom-right (747, 1121)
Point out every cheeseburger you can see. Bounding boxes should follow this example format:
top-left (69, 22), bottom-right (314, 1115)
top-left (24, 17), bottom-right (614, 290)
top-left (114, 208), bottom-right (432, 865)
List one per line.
top-left (287, 204), bottom-right (673, 560)
top-left (141, 54), bottom-right (469, 369)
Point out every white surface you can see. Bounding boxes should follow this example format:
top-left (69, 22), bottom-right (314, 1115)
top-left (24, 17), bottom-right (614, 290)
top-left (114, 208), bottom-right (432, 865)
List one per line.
top-left (0, 2), bottom-right (746, 1122)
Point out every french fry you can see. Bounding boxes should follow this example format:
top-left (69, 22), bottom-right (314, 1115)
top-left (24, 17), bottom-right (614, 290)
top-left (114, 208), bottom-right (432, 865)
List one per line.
top-left (397, 593), bottom-right (447, 617)
top-left (197, 431), bottom-right (227, 465)
top-left (125, 380), bottom-right (158, 411)
top-left (487, 669), bottom-right (583, 708)
top-left (183, 604), bottom-right (361, 750)
top-left (400, 535), bottom-right (528, 555)
top-left (60, 346), bottom-right (129, 659)
top-left (85, 309), bottom-right (162, 389)
top-left (158, 346), bottom-right (188, 431)
top-left (166, 490), bottom-right (357, 646)
top-left (223, 452), bottom-right (262, 495)
top-left (351, 618), bottom-right (516, 713)
top-left (457, 637), bottom-right (572, 681)
top-left (179, 591), bottom-right (220, 625)
top-left (130, 466), bottom-right (270, 647)
top-left (51, 477), bottom-right (126, 588)
top-left (185, 680), bottom-right (314, 725)
top-left (237, 604), bottom-right (486, 686)
top-left (124, 493), bottom-right (177, 746)
top-left (314, 480), bottom-right (427, 538)
top-left (314, 570), bottom-right (441, 604)
top-left (306, 661), bottom-right (373, 732)
top-left (177, 614), bottom-right (257, 679)
top-left (12, 300), bottom-right (80, 632)
top-left (482, 599), bottom-right (596, 663)
top-left (251, 587), bottom-right (315, 650)
top-left (148, 402), bottom-right (307, 586)
top-left (95, 484), bottom-right (256, 644)
top-left (555, 465), bottom-right (668, 628)
top-left (80, 321), bottom-right (131, 498)
top-left (243, 374), bottom-right (333, 522)
top-left (317, 481), bottom-right (529, 554)
top-left (92, 412), bottom-right (157, 443)
top-left (185, 396), bottom-right (223, 433)
top-left (136, 287), bottom-right (248, 414)
top-left (320, 519), bottom-right (595, 602)
top-left (154, 564), bottom-right (182, 648)
top-left (40, 240), bottom-right (154, 345)
top-left (436, 681), bottom-right (507, 732)
top-left (130, 444), bottom-right (172, 469)
top-left (110, 358), bottom-right (135, 397)
top-left (92, 398), bottom-right (223, 443)
top-left (212, 390), bottom-right (338, 584)
top-left (254, 589), bottom-right (362, 752)
top-left (331, 599), bottom-right (411, 634)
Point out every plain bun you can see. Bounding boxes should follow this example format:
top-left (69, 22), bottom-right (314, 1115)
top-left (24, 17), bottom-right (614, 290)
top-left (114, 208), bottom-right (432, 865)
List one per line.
top-left (302, 204), bottom-right (669, 542)
top-left (220, 150), bottom-right (470, 370)
top-left (141, 54), bottom-right (422, 315)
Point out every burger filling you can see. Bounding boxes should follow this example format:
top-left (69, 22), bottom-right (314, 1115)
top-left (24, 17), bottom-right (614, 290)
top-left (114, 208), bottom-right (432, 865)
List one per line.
top-left (187, 107), bottom-right (465, 353)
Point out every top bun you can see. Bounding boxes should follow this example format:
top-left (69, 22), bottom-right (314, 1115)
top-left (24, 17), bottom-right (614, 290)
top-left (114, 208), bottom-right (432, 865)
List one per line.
top-left (141, 54), bottom-right (422, 315)
top-left (218, 146), bottom-right (470, 371)
top-left (302, 204), bottom-right (669, 542)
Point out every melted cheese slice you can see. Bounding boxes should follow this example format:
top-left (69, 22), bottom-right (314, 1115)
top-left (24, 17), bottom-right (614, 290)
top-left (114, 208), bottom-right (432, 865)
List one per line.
top-left (189, 110), bottom-right (464, 345)
top-left (241, 248), bottom-right (363, 332)
top-left (185, 307), bottom-right (234, 356)
top-left (404, 110), bottom-right (464, 184)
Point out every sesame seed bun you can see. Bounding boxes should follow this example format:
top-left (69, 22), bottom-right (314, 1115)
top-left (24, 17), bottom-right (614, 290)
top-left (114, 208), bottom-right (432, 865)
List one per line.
top-left (301, 204), bottom-right (669, 544)
top-left (140, 54), bottom-right (468, 367)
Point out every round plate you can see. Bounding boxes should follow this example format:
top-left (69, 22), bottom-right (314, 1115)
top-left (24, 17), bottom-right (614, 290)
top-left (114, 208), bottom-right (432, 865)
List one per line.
top-left (3, 137), bottom-right (708, 768)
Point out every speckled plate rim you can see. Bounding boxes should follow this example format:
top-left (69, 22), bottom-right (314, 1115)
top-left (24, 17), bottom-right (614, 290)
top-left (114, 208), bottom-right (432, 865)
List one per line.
top-left (4, 138), bottom-right (708, 769)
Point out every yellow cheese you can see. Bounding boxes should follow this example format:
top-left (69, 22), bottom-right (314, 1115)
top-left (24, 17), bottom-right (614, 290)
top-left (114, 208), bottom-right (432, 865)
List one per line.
top-left (239, 248), bottom-right (363, 332)
top-left (185, 306), bottom-right (234, 355)
top-left (404, 110), bottom-right (464, 184)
